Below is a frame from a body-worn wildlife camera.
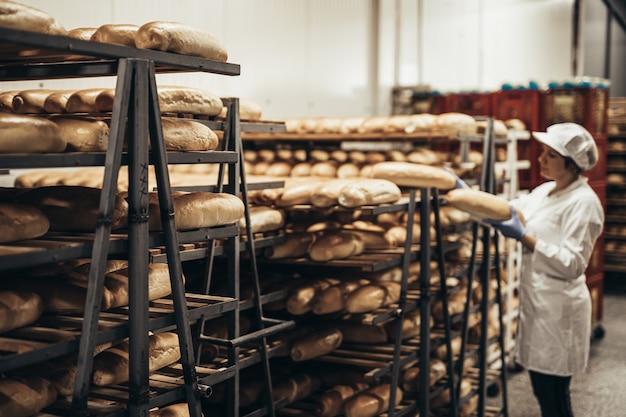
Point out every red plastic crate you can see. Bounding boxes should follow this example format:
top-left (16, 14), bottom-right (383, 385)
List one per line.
top-left (445, 92), bottom-right (493, 116)
top-left (491, 89), bottom-right (541, 131)
top-left (539, 87), bottom-right (610, 135)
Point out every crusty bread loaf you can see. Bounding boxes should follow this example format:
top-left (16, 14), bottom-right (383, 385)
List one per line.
top-left (311, 280), bottom-right (366, 315)
top-left (401, 358), bottom-right (447, 393)
top-left (446, 188), bottom-right (517, 221)
top-left (286, 278), bottom-right (339, 315)
top-left (219, 97), bottom-right (262, 121)
top-left (135, 21), bottom-right (228, 61)
top-left (0, 1), bottom-right (66, 35)
top-left (343, 383), bottom-right (403, 417)
top-left (161, 117), bottom-right (219, 151)
top-left (0, 202), bottom-right (50, 243)
top-left (11, 185), bottom-right (128, 231)
top-left (92, 332), bottom-right (181, 386)
top-left (336, 163), bottom-right (361, 178)
top-left (308, 231), bottom-right (365, 262)
top-left (344, 281), bottom-right (401, 313)
top-left (149, 403), bottom-right (195, 417)
top-left (310, 161), bottom-right (338, 178)
top-left (290, 162), bottom-right (312, 177)
top-left (66, 88), bottom-right (109, 113)
top-left (67, 27), bottom-right (97, 41)
top-left (148, 191), bottom-right (244, 231)
top-left (0, 291), bottom-right (43, 333)
top-left (0, 90), bottom-right (18, 112)
top-left (240, 206), bottom-right (285, 234)
top-left (90, 23), bottom-right (139, 47)
top-left (337, 178), bottom-right (402, 208)
top-left (369, 161), bottom-right (456, 189)
top-left (264, 232), bottom-right (314, 260)
top-left (265, 161), bottom-right (292, 177)
top-left (290, 327), bottom-right (343, 361)
top-left (12, 89), bottom-right (68, 114)
top-left (435, 112), bottom-right (477, 135)
top-left (0, 113), bottom-right (66, 153)
top-left (272, 373), bottom-right (321, 404)
top-left (311, 179), bottom-right (357, 208)
top-left (315, 383), bottom-right (369, 417)
top-left (275, 178), bottom-right (325, 207)
top-left (50, 116), bottom-right (110, 152)
top-left (334, 322), bottom-right (388, 344)
top-left (0, 375), bottom-right (58, 417)
top-left (43, 90), bottom-right (74, 113)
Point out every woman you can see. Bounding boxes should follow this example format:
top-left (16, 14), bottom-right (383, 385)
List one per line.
top-left (488, 122), bottom-right (605, 417)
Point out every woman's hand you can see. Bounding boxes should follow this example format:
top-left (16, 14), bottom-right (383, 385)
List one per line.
top-left (485, 207), bottom-right (527, 240)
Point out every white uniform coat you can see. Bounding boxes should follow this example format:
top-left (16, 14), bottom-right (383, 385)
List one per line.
top-left (511, 177), bottom-right (604, 376)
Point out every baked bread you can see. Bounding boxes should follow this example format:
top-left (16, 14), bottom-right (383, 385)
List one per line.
top-left (219, 98), bottom-right (262, 121)
top-left (337, 178), bottom-right (402, 208)
top-left (0, 113), bottom-right (66, 153)
top-left (343, 384), bottom-right (403, 417)
top-left (50, 116), bottom-right (110, 152)
top-left (161, 117), bottom-right (219, 151)
top-left (369, 161), bottom-right (456, 189)
top-left (446, 188), bottom-right (519, 221)
top-left (264, 232), bottom-right (314, 260)
top-left (67, 27), bottom-right (98, 41)
top-left (290, 328), bottom-right (343, 361)
top-left (92, 332), bottom-right (181, 386)
top-left (0, 202), bottom-right (50, 243)
top-left (148, 191), bottom-right (244, 231)
top-left (0, 291), bottom-right (44, 333)
top-left (135, 21), bottom-right (228, 61)
top-left (308, 230), bottom-right (365, 262)
top-left (43, 90), bottom-right (74, 113)
top-left (239, 206), bottom-right (285, 234)
top-left (12, 89), bottom-right (68, 114)
top-left (314, 383), bottom-right (369, 417)
top-left (0, 90), bottom-right (18, 112)
top-left (0, 375), bottom-right (58, 417)
top-left (66, 88), bottom-right (109, 113)
top-left (0, 1), bottom-right (66, 35)
top-left (10, 185), bottom-right (128, 231)
top-left (90, 23), bottom-right (139, 47)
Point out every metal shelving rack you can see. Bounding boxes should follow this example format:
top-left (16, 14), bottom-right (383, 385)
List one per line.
top-left (0, 25), bottom-right (288, 417)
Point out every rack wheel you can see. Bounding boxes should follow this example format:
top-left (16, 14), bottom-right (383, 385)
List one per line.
top-left (487, 381), bottom-right (501, 397)
top-left (592, 324), bottom-right (605, 340)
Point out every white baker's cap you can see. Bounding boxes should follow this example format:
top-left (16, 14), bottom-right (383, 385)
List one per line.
top-left (532, 123), bottom-right (598, 171)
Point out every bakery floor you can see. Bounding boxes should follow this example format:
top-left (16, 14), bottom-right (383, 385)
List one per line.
top-left (488, 274), bottom-right (626, 417)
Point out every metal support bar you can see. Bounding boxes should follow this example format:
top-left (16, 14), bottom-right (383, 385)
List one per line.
top-left (418, 188), bottom-right (432, 417)
top-left (146, 61), bottom-right (203, 417)
top-left (70, 58), bottom-right (133, 417)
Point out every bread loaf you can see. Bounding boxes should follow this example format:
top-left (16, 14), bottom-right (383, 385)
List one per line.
top-left (10, 185), bottom-right (128, 231)
top-left (343, 383), bottom-right (403, 417)
top-left (308, 231), bottom-right (365, 262)
top-left (135, 21), bottom-right (228, 61)
top-left (67, 27), bottom-right (98, 41)
top-left (334, 322), bottom-right (388, 344)
top-left (148, 191), bottom-right (244, 231)
top-left (0, 113), bottom-right (66, 153)
top-left (336, 163), bottom-right (361, 178)
top-left (51, 116), bottom-right (110, 151)
top-left (290, 327), bottom-right (343, 361)
top-left (0, 291), bottom-right (43, 333)
top-left (369, 161), bottom-right (457, 189)
top-left (264, 232), bottom-right (314, 259)
top-left (265, 161), bottom-right (292, 176)
top-left (286, 278), bottom-right (339, 315)
top-left (12, 89), bottom-right (67, 113)
top-left (91, 23), bottom-right (139, 47)
top-left (239, 205), bottom-right (285, 234)
top-left (0, 202), bottom-right (50, 243)
top-left (344, 281), bottom-right (401, 313)
top-left (93, 332), bottom-right (180, 386)
top-left (0, 375), bottom-right (58, 417)
top-left (384, 309), bottom-right (425, 341)
top-left (435, 112), bottom-right (477, 135)
top-left (0, 1), bottom-right (66, 35)
top-left (43, 90), bottom-right (74, 113)
top-left (310, 161), bottom-right (338, 178)
top-left (219, 97), bottom-right (262, 121)
top-left (149, 403), bottom-right (195, 417)
top-left (311, 280), bottom-right (366, 315)
top-left (66, 88), bottom-right (109, 113)
top-left (446, 188), bottom-right (517, 221)
top-left (272, 373), bottom-right (321, 404)
top-left (311, 179), bottom-right (358, 208)
top-left (0, 90), bottom-right (18, 112)
top-left (315, 383), bottom-right (369, 417)
top-left (401, 358), bottom-right (447, 393)
top-left (337, 178), bottom-right (402, 208)
top-left (289, 162), bottom-right (312, 177)
top-left (275, 178), bottom-right (324, 207)
top-left (161, 117), bottom-right (219, 151)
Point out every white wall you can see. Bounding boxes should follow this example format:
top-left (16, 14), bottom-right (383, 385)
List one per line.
top-left (4, 0), bottom-right (615, 120)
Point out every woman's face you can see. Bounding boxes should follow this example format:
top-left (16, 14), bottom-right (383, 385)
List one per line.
top-left (538, 144), bottom-right (567, 180)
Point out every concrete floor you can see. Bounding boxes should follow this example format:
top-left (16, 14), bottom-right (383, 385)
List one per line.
top-left (490, 275), bottom-right (626, 417)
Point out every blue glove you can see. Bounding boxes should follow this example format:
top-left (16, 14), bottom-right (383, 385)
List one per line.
top-left (484, 207), bottom-right (527, 240)
top-left (443, 166), bottom-right (468, 189)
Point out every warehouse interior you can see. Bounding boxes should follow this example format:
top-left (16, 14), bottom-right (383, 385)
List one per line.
top-left (0, 1), bottom-right (625, 417)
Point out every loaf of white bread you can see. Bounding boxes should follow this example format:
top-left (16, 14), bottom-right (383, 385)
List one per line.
top-left (0, 113), bottom-right (66, 153)
top-left (92, 332), bottom-right (181, 386)
top-left (3, 259), bottom-right (174, 313)
top-left (0, 290), bottom-right (44, 333)
top-left (446, 187), bottom-right (525, 222)
top-left (0, 0), bottom-right (66, 35)
top-left (0, 202), bottom-right (50, 243)
top-left (0, 375), bottom-right (58, 417)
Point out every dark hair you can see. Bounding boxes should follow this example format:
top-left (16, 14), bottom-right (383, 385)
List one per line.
top-left (564, 157), bottom-right (583, 175)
